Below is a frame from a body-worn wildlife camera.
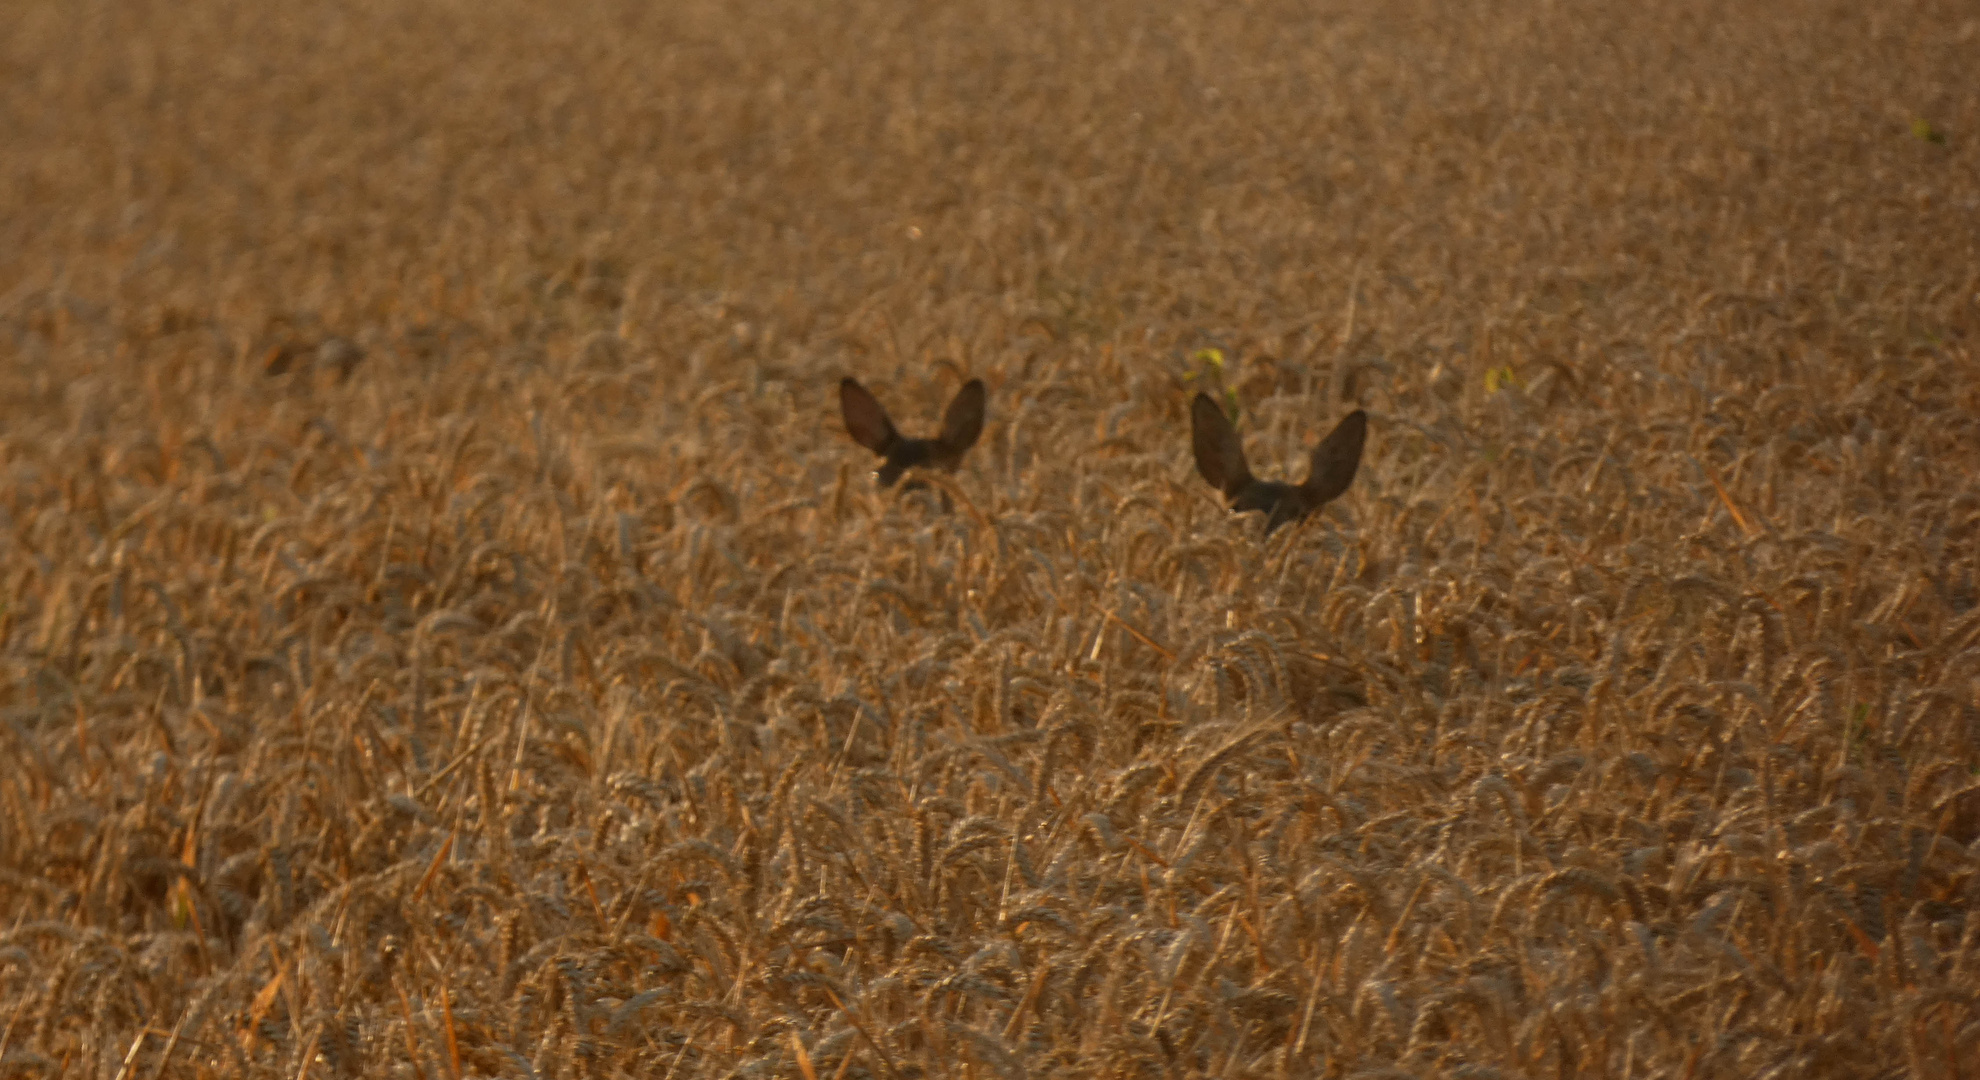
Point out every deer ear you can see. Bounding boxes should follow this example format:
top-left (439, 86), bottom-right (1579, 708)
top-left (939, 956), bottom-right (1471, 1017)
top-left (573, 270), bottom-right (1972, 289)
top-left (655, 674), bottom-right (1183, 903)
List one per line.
top-left (840, 378), bottom-right (900, 454)
top-left (938, 379), bottom-right (986, 453)
top-left (1301, 409), bottom-right (1367, 506)
top-left (1190, 393), bottom-right (1251, 497)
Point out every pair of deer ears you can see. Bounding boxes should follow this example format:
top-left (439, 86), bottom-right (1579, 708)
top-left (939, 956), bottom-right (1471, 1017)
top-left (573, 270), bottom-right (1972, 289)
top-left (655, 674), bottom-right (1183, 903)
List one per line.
top-left (1190, 394), bottom-right (1367, 508)
top-left (839, 377), bottom-right (984, 459)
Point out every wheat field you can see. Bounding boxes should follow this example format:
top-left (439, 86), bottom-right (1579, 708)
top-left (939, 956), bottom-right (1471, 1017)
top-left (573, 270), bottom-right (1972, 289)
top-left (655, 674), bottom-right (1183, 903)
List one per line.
top-left (4, 0), bottom-right (1979, 1076)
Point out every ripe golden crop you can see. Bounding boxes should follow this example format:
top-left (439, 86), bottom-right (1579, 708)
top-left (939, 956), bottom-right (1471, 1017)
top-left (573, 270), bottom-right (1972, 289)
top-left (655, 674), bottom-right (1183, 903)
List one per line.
top-left (2, 0), bottom-right (1976, 1076)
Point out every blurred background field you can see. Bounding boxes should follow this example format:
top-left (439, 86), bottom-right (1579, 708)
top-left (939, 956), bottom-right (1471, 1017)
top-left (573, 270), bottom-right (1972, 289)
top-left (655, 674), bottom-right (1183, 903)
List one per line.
top-left (3, 0), bottom-right (1979, 1076)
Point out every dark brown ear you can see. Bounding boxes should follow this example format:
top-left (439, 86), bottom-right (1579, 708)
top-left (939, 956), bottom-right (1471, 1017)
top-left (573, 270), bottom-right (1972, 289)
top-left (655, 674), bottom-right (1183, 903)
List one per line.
top-left (1300, 409), bottom-right (1367, 506)
top-left (1190, 392), bottom-right (1252, 497)
top-left (938, 378), bottom-right (986, 454)
top-left (840, 378), bottom-right (900, 455)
